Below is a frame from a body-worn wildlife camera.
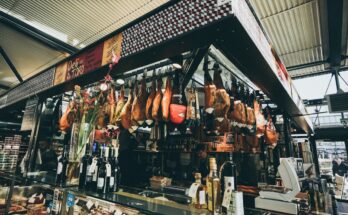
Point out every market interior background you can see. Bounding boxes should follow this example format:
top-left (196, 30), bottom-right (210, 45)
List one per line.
top-left (0, 0), bottom-right (348, 214)
top-left (1, 0), bottom-right (347, 175)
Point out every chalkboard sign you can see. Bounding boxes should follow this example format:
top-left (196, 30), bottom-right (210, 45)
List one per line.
top-left (21, 97), bottom-right (39, 131)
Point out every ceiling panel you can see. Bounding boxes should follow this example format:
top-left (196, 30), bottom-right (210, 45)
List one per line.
top-left (249, 0), bottom-right (326, 77)
top-left (0, 23), bottom-right (66, 87)
top-left (289, 64), bottom-right (326, 78)
top-left (0, 0), bottom-right (169, 48)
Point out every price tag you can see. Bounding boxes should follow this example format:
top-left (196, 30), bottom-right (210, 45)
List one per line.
top-left (188, 183), bottom-right (200, 198)
top-left (97, 178), bottom-right (104, 188)
top-left (66, 193), bottom-right (75, 207)
top-left (115, 208), bottom-right (122, 215)
top-left (110, 176), bottom-right (115, 186)
top-left (109, 205), bottom-right (116, 213)
top-left (106, 164), bottom-right (111, 177)
top-left (86, 200), bottom-right (94, 210)
top-left (222, 188), bottom-right (232, 208)
top-left (28, 197), bottom-right (36, 203)
top-left (199, 190), bottom-right (206, 205)
top-left (89, 158), bottom-right (98, 174)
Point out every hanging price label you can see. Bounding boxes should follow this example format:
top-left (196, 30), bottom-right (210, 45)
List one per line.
top-left (222, 188), bottom-right (232, 208)
top-left (188, 183), bottom-right (200, 198)
top-left (86, 200), bottom-right (94, 210)
top-left (89, 158), bottom-right (98, 173)
top-left (106, 164), bottom-right (112, 177)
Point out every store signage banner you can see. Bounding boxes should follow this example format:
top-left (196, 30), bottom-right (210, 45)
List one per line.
top-left (102, 33), bottom-right (123, 66)
top-left (66, 44), bottom-right (104, 81)
top-left (53, 62), bottom-right (68, 85)
top-left (53, 33), bottom-right (123, 85)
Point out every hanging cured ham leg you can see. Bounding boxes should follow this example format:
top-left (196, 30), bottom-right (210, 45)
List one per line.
top-left (254, 97), bottom-right (265, 137)
top-left (132, 73), bottom-right (148, 126)
top-left (203, 56), bottom-right (216, 135)
top-left (114, 85), bottom-right (125, 125)
top-left (120, 82), bottom-right (134, 130)
top-left (213, 63), bottom-right (230, 133)
top-left (152, 78), bottom-right (163, 121)
top-left (59, 100), bottom-right (76, 132)
top-left (145, 72), bottom-right (157, 125)
top-left (265, 113), bottom-right (279, 147)
top-left (161, 75), bottom-right (172, 122)
top-left (107, 85), bottom-right (116, 124)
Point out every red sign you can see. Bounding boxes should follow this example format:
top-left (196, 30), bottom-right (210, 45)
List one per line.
top-left (66, 44), bottom-right (104, 81)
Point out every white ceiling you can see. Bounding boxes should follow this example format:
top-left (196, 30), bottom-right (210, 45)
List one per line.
top-left (0, 0), bottom-right (169, 48)
top-left (249, 0), bottom-right (330, 78)
top-left (0, 0), bottom-right (169, 93)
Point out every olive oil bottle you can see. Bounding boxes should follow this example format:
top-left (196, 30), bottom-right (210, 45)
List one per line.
top-left (206, 157), bottom-right (221, 214)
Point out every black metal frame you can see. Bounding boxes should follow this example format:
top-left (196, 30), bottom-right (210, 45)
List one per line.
top-left (0, 46), bottom-right (23, 82)
top-left (286, 60), bottom-right (328, 71)
top-left (181, 47), bottom-right (209, 88)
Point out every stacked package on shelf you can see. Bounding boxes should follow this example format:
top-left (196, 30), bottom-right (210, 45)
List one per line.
top-left (298, 141), bottom-right (313, 164)
top-left (0, 135), bottom-right (22, 172)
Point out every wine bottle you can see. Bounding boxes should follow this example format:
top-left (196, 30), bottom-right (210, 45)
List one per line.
top-left (78, 144), bottom-right (90, 190)
top-left (102, 146), bottom-right (111, 194)
top-left (96, 144), bottom-right (106, 194)
top-left (85, 142), bottom-right (97, 191)
top-left (111, 146), bottom-right (121, 192)
top-left (206, 157), bottom-right (221, 214)
top-left (56, 144), bottom-right (69, 187)
top-left (91, 142), bottom-right (100, 192)
top-left (220, 152), bottom-right (237, 193)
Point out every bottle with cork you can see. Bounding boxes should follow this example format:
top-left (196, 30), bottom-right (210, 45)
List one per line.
top-left (206, 157), bottom-right (221, 214)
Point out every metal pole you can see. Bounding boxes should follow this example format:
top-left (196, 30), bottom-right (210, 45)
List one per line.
top-left (334, 70), bottom-right (344, 119)
top-left (283, 114), bottom-right (293, 157)
top-left (345, 140), bottom-right (348, 159)
top-left (309, 135), bottom-right (320, 176)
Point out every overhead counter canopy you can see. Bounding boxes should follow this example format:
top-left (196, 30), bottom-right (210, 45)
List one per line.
top-left (0, 0), bottom-right (313, 133)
